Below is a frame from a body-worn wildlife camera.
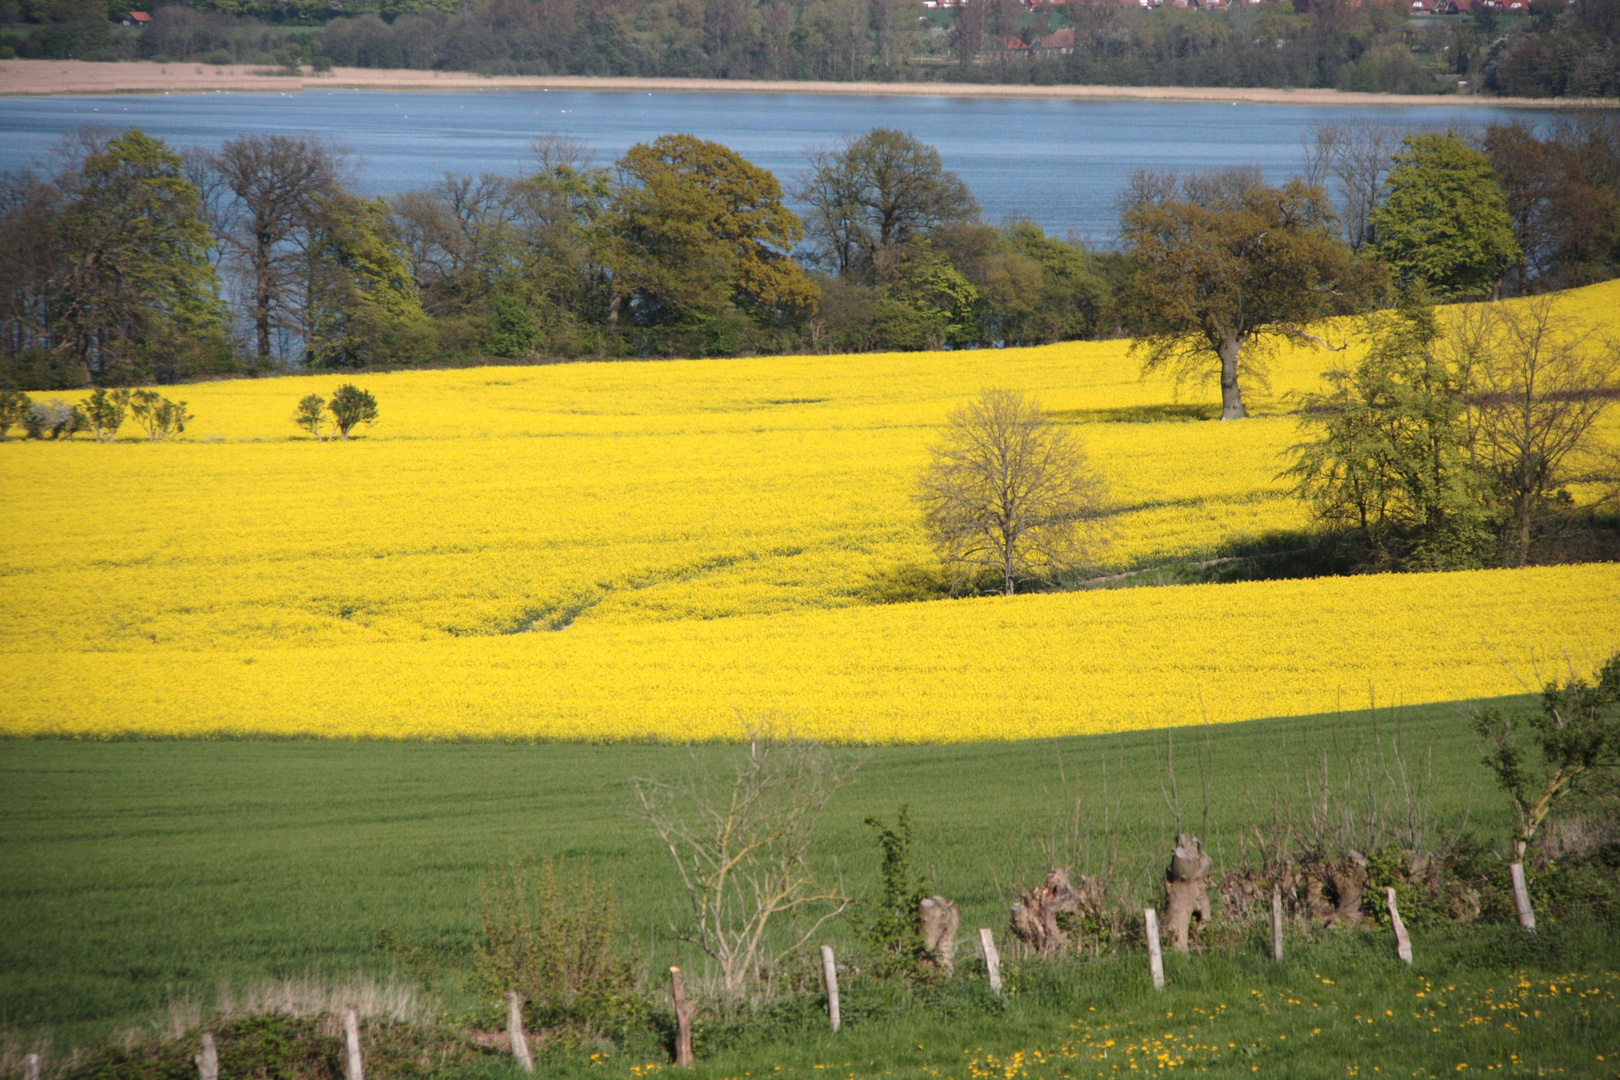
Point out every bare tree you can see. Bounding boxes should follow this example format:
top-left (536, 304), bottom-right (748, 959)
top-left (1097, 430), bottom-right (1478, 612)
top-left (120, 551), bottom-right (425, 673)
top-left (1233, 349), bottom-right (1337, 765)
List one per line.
top-left (917, 389), bottom-right (1111, 596)
top-left (795, 130), bottom-right (978, 283)
top-left (208, 135), bottom-right (348, 362)
top-left (1305, 122), bottom-right (1404, 252)
top-left (630, 738), bottom-right (859, 998)
top-left (1459, 297), bottom-right (1620, 566)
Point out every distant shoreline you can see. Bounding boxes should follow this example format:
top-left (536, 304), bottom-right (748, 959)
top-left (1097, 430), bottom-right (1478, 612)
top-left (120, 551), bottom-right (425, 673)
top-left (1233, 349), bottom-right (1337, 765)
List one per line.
top-left (3, 59), bottom-right (1616, 107)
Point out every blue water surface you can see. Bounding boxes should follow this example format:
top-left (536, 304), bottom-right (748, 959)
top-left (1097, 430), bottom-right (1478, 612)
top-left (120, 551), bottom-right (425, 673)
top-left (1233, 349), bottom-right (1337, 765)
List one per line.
top-left (0, 89), bottom-right (1545, 241)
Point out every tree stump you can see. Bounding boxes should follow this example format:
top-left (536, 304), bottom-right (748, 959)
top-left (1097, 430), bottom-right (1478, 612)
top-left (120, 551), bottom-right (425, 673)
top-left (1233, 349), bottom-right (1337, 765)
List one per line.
top-left (195, 1033), bottom-right (219, 1080)
top-left (918, 896), bottom-right (961, 974)
top-left (1010, 867), bottom-right (1083, 954)
top-left (1164, 833), bottom-right (1213, 953)
top-left (1324, 850), bottom-right (1370, 928)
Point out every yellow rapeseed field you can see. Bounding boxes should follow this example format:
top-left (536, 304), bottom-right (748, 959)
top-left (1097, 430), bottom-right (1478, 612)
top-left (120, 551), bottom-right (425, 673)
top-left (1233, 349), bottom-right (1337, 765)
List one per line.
top-left (3, 281), bottom-right (1617, 741)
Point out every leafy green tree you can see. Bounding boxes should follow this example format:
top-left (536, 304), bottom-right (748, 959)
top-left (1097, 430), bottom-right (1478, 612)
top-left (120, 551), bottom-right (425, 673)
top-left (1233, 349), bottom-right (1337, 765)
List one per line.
top-left (82, 386), bottom-right (130, 442)
top-left (1285, 296), bottom-right (1495, 569)
top-left (1368, 134), bottom-right (1520, 301)
top-left (1119, 168), bottom-right (1364, 420)
top-left (306, 194), bottom-right (432, 368)
top-left (607, 135), bottom-right (817, 342)
top-left (0, 390), bottom-right (31, 441)
top-left (292, 393), bottom-right (326, 439)
top-left (1475, 652), bottom-right (1620, 862)
top-left (53, 130), bottom-right (224, 385)
top-left (327, 383), bottom-right (377, 439)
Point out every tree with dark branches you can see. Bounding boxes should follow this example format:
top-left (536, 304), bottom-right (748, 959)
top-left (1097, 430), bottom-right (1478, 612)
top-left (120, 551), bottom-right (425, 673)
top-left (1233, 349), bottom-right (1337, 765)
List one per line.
top-left (1118, 167), bottom-right (1365, 420)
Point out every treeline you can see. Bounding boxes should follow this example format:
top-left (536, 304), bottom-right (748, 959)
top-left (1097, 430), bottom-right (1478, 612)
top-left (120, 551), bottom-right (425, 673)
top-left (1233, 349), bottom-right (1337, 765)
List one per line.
top-left (0, 126), bottom-right (1126, 386)
top-left (2, 115), bottom-right (1617, 389)
top-left (7, 0), bottom-right (1618, 98)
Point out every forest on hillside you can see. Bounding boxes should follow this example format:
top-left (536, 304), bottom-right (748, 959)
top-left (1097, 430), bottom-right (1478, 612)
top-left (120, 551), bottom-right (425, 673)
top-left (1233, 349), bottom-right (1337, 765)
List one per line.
top-left (4, 0), bottom-right (1618, 97)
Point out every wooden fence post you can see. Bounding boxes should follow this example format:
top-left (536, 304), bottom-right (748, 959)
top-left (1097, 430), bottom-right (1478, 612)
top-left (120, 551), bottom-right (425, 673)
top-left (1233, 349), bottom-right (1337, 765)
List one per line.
top-left (505, 992), bottom-right (534, 1073)
top-left (1510, 863), bottom-right (1536, 930)
top-left (342, 1008), bottom-right (364, 1080)
top-left (1271, 885), bottom-right (1284, 962)
top-left (1144, 908), bottom-right (1165, 990)
top-left (24, 1054), bottom-right (40, 1080)
top-left (195, 1033), bottom-right (219, 1080)
top-left (978, 928), bottom-right (1003, 996)
top-left (1386, 887), bottom-right (1412, 964)
top-left (820, 945), bottom-right (841, 1033)
top-left (669, 967), bottom-right (694, 1068)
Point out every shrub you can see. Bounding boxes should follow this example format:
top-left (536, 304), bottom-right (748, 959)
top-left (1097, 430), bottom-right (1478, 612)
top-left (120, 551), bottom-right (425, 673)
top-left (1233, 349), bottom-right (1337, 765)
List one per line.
top-left (0, 390), bottom-right (31, 440)
top-left (850, 807), bottom-right (933, 980)
top-left (84, 387), bottom-right (131, 443)
top-left (129, 390), bottom-right (193, 442)
top-left (475, 856), bottom-right (642, 1040)
top-left (24, 399), bottom-right (82, 440)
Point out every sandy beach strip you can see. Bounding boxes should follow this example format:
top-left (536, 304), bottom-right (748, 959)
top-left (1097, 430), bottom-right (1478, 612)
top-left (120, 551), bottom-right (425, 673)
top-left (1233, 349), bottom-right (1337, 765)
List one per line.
top-left (3, 58), bottom-right (1615, 107)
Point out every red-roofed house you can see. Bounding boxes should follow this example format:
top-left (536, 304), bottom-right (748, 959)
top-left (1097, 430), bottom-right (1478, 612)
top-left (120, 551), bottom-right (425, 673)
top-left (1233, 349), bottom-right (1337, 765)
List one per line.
top-left (1036, 26), bottom-right (1076, 53)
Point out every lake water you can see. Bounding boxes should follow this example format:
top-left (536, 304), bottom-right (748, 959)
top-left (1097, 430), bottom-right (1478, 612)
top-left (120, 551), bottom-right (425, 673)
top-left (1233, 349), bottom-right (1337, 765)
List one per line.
top-left (0, 90), bottom-right (1546, 241)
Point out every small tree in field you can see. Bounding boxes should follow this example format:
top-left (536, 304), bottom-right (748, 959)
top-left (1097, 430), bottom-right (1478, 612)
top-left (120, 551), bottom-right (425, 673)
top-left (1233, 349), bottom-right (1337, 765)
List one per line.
top-left (1118, 168), bottom-right (1363, 420)
top-left (327, 384), bottom-right (377, 439)
top-left (293, 393), bottom-right (327, 439)
top-left (1459, 297), bottom-right (1620, 567)
top-left (1475, 652), bottom-right (1620, 862)
top-left (917, 389), bottom-right (1110, 596)
top-left (630, 737), bottom-right (859, 997)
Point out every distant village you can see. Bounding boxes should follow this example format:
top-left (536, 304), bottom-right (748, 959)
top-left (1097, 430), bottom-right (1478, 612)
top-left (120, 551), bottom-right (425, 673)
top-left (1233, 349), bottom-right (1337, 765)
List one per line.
top-left (909, 0), bottom-right (1540, 55)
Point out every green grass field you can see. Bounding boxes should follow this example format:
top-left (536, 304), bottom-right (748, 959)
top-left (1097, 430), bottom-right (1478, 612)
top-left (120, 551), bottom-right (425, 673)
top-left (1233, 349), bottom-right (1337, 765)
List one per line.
top-left (0, 696), bottom-right (1533, 1040)
top-left (7, 694), bottom-right (1620, 1078)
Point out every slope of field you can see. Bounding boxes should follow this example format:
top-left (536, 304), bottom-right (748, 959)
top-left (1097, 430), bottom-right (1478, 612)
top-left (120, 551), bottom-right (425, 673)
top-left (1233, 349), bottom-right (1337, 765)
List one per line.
top-left (2, 282), bottom-right (1617, 740)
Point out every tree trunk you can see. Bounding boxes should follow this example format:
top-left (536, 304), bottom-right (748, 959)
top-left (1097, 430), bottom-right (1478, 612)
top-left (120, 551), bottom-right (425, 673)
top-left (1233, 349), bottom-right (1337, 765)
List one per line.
top-left (1218, 333), bottom-right (1246, 420)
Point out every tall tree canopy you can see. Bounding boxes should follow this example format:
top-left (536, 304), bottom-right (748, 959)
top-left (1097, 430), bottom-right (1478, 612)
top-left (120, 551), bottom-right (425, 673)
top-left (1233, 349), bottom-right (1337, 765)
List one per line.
top-left (54, 129), bottom-right (224, 384)
top-left (1368, 133), bottom-right (1520, 301)
top-left (607, 134), bottom-right (817, 343)
top-left (1118, 167), bottom-right (1363, 420)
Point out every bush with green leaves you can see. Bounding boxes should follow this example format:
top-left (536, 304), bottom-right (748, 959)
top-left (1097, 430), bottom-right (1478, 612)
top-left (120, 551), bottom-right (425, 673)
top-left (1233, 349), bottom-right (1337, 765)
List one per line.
top-left (475, 856), bottom-right (642, 1041)
top-left (0, 390), bottom-right (31, 440)
top-left (850, 807), bottom-right (934, 980)
top-left (1285, 296), bottom-right (1496, 570)
top-left (327, 384), bottom-right (378, 439)
top-left (84, 387), bottom-right (132, 443)
top-left (129, 390), bottom-right (193, 441)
